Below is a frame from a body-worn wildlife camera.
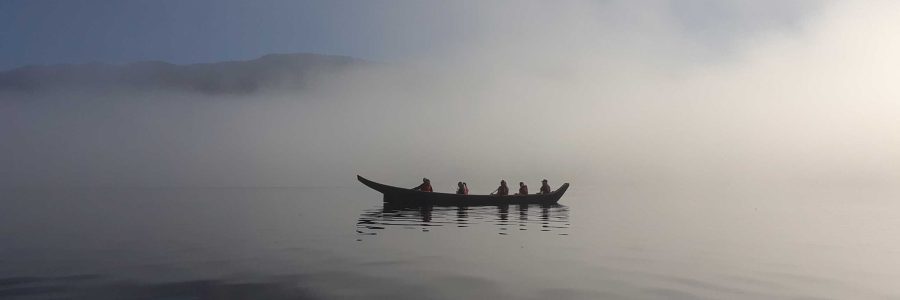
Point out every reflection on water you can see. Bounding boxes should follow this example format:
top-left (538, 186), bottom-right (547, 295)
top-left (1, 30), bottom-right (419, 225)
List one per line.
top-left (357, 203), bottom-right (570, 237)
top-left (4, 188), bottom-right (900, 299)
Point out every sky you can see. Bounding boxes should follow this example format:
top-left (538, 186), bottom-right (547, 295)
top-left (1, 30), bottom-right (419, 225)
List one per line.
top-left (0, 0), bottom-right (486, 69)
top-left (2, 0), bottom-right (816, 70)
top-left (4, 0), bottom-right (900, 190)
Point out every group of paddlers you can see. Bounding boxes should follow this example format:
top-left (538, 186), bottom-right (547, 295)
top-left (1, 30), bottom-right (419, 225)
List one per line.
top-left (412, 178), bottom-right (554, 196)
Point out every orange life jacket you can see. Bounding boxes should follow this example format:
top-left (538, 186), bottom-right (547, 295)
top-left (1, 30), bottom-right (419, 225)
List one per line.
top-left (540, 184), bottom-right (551, 194)
top-left (497, 185), bottom-right (509, 196)
top-left (415, 183), bottom-right (433, 192)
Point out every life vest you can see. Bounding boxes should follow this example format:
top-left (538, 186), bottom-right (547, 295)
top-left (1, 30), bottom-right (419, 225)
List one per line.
top-left (497, 185), bottom-right (509, 196)
top-left (540, 184), bottom-right (551, 194)
top-left (519, 186), bottom-right (528, 194)
top-left (415, 183), bottom-right (433, 192)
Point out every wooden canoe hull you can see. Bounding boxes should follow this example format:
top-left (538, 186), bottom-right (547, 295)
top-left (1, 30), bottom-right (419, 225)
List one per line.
top-left (357, 175), bottom-right (569, 206)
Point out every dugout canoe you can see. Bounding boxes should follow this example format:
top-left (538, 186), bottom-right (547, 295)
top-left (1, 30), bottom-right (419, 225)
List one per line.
top-left (357, 175), bottom-right (570, 206)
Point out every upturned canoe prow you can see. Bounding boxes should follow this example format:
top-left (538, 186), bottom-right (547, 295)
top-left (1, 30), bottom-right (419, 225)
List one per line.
top-left (357, 175), bottom-right (570, 206)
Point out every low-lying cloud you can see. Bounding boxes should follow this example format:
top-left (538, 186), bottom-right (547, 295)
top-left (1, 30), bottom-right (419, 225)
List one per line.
top-left (2, 0), bottom-right (898, 192)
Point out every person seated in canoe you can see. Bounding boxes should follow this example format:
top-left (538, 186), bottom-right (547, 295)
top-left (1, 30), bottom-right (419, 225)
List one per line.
top-left (517, 182), bottom-right (528, 195)
top-left (456, 182), bottom-right (468, 195)
top-left (539, 179), bottom-right (552, 194)
top-left (463, 182), bottom-right (469, 194)
top-left (491, 180), bottom-right (509, 196)
top-left (413, 178), bottom-right (433, 192)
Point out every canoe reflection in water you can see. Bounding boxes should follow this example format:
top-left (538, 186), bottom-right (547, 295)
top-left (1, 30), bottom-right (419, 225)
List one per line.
top-left (357, 203), bottom-right (570, 237)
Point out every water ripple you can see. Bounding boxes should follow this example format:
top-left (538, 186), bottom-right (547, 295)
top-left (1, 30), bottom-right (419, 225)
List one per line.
top-left (356, 203), bottom-right (570, 236)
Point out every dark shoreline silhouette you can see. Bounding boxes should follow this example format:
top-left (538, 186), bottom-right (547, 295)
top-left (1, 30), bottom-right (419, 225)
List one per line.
top-left (0, 53), bottom-right (366, 94)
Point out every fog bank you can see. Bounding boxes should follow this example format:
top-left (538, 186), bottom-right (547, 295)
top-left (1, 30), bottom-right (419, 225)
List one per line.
top-left (3, 1), bottom-right (899, 191)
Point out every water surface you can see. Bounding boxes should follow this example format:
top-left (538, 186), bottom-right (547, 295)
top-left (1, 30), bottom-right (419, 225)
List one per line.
top-left (1, 186), bottom-right (898, 299)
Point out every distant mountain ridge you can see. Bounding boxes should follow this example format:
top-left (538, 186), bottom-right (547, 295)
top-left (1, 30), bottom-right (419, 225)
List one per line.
top-left (0, 53), bottom-right (366, 94)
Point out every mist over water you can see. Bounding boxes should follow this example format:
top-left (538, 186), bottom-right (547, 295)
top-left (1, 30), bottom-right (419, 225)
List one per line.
top-left (3, 1), bottom-right (900, 298)
top-left (3, 1), bottom-right (899, 190)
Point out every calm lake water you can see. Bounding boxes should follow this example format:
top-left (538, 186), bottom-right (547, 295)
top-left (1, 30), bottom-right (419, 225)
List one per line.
top-left (2, 185), bottom-right (899, 299)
